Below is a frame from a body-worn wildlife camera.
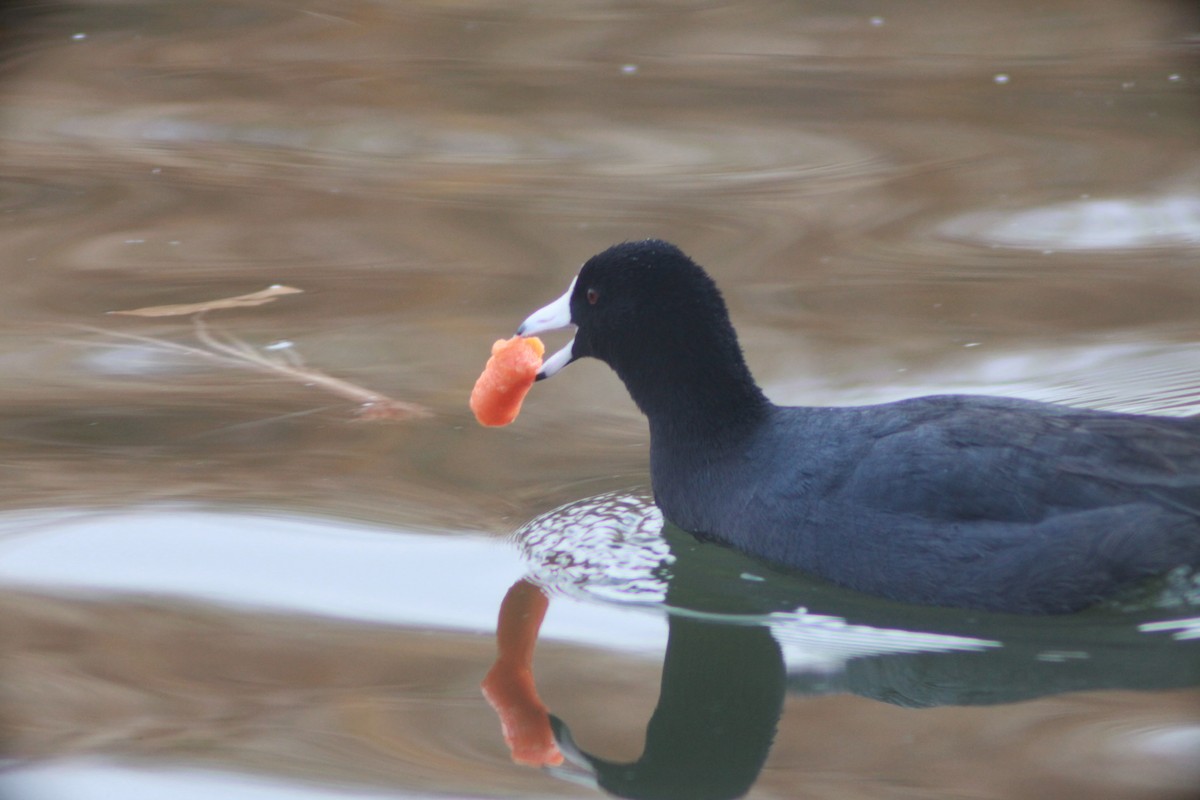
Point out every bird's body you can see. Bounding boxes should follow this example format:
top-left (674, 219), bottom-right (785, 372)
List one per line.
top-left (517, 239), bottom-right (1200, 613)
top-left (653, 396), bottom-right (1200, 613)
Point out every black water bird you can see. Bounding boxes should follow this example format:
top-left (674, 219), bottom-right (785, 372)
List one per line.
top-left (517, 240), bottom-right (1200, 613)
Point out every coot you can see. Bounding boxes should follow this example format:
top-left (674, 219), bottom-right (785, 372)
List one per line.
top-left (517, 240), bottom-right (1200, 613)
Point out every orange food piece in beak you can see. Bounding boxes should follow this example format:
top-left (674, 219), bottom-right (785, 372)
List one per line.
top-left (470, 336), bottom-right (545, 426)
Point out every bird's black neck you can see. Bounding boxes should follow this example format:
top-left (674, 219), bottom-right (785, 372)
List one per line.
top-left (609, 324), bottom-right (771, 444)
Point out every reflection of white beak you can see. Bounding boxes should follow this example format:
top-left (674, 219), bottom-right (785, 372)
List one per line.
top-left (517, 277), bottom-right (576, 379)
top-left (545, 714), bottom-right (599, 789)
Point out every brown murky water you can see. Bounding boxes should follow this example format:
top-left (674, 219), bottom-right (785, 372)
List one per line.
top-left (1, 1), bottom-right (1199, 798)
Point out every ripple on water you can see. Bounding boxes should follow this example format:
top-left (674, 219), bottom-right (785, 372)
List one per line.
top-left (514, 490), bottom-right (670, 605)
top-left (766, 339), bottom-right (1200, 416)
top-left (1036, 718), bottom-right (1200, 794)
top-left (1121, 723), bottom-right (1200, 784)
top-left (17, 102), bottom-right (888, 192)
top-left (952, 340), bottom-right (1200, 415)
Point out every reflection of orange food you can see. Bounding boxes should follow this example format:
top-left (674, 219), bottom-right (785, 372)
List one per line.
top-left (470, 336), bottom-right (544, 427)
top-left (481, 579), bottom-right (563, 767)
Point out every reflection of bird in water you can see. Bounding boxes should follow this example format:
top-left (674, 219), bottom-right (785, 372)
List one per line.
top-left (486, 489), bottom-right (785, 786)
top-left (484, 491), bottom-right (991, 797)
top-left (482, 573), bottom-right (787, 800)
top-left (518, 239), bottom-right (1200, 614)
top-left (549, 614), bottom-right (784, 800)
top-left (483, 492), bottom-right (669, 771)
top-left (483, 488), bottom-right (1199, 798)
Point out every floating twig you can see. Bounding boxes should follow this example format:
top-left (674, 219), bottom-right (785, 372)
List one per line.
top-left (97, 286), bottom-right (429, 421)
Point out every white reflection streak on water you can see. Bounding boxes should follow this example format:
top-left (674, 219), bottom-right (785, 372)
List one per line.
top-left (939, 194), bottom-right (1200, 250)
top-left (0, 508), bottom-right (669, 653)
top-left (0, 760), bottom-right (462, 800)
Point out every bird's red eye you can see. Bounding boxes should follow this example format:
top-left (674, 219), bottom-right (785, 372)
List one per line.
top-left (586, 288), bottom-right (600, 305)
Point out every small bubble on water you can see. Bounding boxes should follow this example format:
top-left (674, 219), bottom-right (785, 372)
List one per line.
top-left (265, 340), bottom-right (294, 351)
top-left (869, 16), bottom-right (884, 27)
top-left (71, 32), bottom-right (87, 41)
top-left (993, 73), bottom-right (1010, 85)
top-left (620, 64), bottom-right (638, 75)
top-left (1167, 73), bottom-right (1181, 83)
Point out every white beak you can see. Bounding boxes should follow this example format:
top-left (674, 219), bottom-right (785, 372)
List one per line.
top-left (517, 277), bottom-right (576, 379)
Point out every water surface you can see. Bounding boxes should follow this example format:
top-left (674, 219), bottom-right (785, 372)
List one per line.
top-left (1, 1), bottom-right (1198, 798)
